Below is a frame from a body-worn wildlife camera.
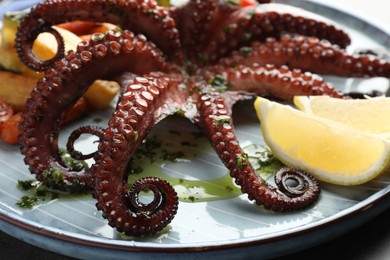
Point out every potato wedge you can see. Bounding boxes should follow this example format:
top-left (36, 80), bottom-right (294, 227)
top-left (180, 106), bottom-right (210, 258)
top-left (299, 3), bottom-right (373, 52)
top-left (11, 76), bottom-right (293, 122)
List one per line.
top-left (84, 80), bottom-right (120, 110)
top-left (0, 71), bottom-right (37, 111)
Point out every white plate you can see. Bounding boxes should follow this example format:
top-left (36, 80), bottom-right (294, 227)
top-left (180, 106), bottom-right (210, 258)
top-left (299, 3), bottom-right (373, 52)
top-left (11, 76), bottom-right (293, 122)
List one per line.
top-left (0, 0), bottom-right (389, 259)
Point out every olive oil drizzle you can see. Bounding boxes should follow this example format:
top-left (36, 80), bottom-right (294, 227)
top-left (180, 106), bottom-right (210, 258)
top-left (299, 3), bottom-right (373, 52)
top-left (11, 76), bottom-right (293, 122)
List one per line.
top-left (16, 128), bottom-right (283, 208)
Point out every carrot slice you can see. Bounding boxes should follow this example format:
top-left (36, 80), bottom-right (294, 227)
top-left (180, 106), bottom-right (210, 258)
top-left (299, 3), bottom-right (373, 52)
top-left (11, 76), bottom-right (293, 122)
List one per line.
top-left (0, 113), bottom-right (21, 144)
top-left (0, 97), bottom-right (89, 145)
top-left (0, 100), bottom-right (13, 123)
top-left (63, 97), bottom-right (90, 123)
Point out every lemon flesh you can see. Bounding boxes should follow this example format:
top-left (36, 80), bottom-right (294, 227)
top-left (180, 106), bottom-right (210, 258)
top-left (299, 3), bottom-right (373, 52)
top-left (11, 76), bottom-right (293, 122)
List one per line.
top-left (255, 97), bottom-right (390, 185)
top-left (294, 96), bottom-right (390, 138)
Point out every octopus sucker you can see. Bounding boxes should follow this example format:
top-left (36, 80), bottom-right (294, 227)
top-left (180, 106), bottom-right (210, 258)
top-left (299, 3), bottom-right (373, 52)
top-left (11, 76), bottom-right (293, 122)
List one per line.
top-left (194, 86), bottom-right (320, 211)
top-left (15, 0), bottom-right (181, 71)
top-left (19, 30), bottom-right (172, 191)
top-left (201, 64), bottom-right (344, 101)
top-left (14, 0), bottom-right (390, 236)
top-left (198, 85), bottom-right (320, 211)
top-left (216, 35), bottom-right (390, 78)
top-left (190, 2), bottom-right (351, 64)
top-left (92, 72), bottom-right (181, 236)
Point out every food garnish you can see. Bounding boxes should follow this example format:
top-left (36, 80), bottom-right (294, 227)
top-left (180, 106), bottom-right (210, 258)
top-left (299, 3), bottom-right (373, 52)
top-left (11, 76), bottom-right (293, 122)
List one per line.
top-left (255, 97), bottom-right (390, 185)
top-left (294, 95), bottom-right (390, 138)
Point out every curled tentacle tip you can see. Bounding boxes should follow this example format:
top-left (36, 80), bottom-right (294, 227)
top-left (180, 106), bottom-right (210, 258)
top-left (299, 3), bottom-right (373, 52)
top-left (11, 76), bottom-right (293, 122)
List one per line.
top-left (274, 167), bottom-right (320, 198)
top-left (66, 126), bottom-right (105, 160)
top-left (125, 177), bottom-right (178, 236)
top-left (129, 176), bottom-right (179, 214)
top-left (16, 25), bottom-right (66, 71)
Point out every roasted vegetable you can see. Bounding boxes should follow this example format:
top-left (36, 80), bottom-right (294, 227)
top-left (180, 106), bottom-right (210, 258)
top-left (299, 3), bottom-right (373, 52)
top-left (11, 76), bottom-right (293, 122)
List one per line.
top-left (0, 71), bottom-right (37, 111)
top-left (84, 80), bottom-right (120, 110)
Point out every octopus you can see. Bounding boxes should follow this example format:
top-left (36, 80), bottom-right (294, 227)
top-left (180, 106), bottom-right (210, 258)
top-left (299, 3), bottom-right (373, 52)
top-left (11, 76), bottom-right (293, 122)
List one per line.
top-left (13, 0), bottom-right (390, 236)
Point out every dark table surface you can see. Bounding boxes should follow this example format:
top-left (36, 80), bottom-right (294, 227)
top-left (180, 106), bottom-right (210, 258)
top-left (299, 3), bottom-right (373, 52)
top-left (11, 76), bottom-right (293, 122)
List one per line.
top-left (1, 206), bottom-right (390, 259)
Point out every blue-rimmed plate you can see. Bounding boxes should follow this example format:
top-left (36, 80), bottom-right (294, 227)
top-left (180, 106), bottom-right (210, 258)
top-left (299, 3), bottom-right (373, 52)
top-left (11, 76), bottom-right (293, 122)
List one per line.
top-left (0, 0), bottom-right (389, 259)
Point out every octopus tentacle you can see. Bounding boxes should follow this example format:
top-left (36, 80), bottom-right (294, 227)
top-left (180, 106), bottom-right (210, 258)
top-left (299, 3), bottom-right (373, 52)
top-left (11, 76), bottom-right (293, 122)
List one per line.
top-left (194, 84), bottom-right (320, 211)
top-left (66, 126), bottom-right (105, 161)
top-left (173, 0), bottom-right (221, 56)
top-left (92, 73), bottom-right (180, 236)
top-left (218, 35), bottom-right (390, 78)
top-left (202, 3), bottom-right (351, 62)
top-left (18, 29), bottom-right (173, 191)
top-left (15, 0), bottom-right (390, 236)
top-left (202, 64), bottom-right (344, 101)
top-left (274, 167), bottom-right (317, 197)
top-left (15, 0), bottom-right (181, 71)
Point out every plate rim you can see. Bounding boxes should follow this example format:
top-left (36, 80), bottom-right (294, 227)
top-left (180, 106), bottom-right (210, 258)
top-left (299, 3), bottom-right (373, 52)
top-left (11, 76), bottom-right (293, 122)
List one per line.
top-left (0, 0), bottom-right (390, 258)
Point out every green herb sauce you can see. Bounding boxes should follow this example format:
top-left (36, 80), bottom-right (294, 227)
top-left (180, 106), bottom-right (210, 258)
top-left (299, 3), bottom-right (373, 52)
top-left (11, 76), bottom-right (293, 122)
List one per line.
top-left (16, 180), bottom-right (60, 209)
top-left (128, 127), bottom-right (283, 203)
top-left (16, 118), bottom-right (282, 208)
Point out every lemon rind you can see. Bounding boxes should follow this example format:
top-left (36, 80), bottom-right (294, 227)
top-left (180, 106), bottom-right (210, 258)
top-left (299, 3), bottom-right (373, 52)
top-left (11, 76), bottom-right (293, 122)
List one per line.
top-left (293, 95), bottom-right (390, 138)
top-left (255, 97), bottom-right (390, 186)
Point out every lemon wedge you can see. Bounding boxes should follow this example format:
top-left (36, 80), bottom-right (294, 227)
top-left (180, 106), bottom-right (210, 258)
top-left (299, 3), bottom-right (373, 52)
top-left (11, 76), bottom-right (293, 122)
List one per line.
top-left (254, 97), bottom-right (390, 185)
top-left (294, 96), bottom-right (390, 138)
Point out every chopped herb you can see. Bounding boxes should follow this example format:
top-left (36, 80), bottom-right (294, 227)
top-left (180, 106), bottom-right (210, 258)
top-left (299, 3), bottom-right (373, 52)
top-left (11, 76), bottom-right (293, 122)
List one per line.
top-left (134, 135), bottom-right (162, 162)
top-left (69, 178), bottom-right (80, 188)
top-left (175, 108), bottom-right (185, 116)
top-left (42, 168), bottom-right (64, 185)
top-left (189, 85), bottom-right (201, 95)
top-left (178, 83), bottom-right (187, 91)
top-left (17, 180), bottom-right (35, 191)
top-left (114, 27), bottom-right (124, 34)
top-left (242, 33), bottom-right (252, 41)
top-left (244, 144), bottom-right (284, 180)
top-left (91, 33), bottom-right (105, 41)
top-left (214, 115), bottom-right (231, 124)
top-left (59, 149), bottom-right (89, 171)
top-left (132, 131), bottom-right (139, 140)
top-left (161, 149), bottom-right (185, 162)
top-left (226, 0), bottom-right (240, 6)
top-left (93, 117), bottom-right (103, 123)
top-left (236, 153), bottom-right (248, 169)
top-left (16, 196), bottom-right (39, 209)
top-left (209, 75), bottom-right (231, 93)
top-left (35, 189), bottom-right (47, 197)
top-left (130, 166), bottom-right (144, 174)
top-left (16, 180), bottom-right (59, 209)
top-left (240, 46), bottom-right (252, 56)
top-left (146, 9), bottom-right (154, 16)
top-left (223, 23), bottom-right (236, 33)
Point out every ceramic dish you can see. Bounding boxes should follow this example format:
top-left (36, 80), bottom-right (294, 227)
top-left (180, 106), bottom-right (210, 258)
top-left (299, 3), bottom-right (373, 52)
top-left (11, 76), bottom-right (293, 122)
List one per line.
top-left (0, 0), bottom-right (389, 259)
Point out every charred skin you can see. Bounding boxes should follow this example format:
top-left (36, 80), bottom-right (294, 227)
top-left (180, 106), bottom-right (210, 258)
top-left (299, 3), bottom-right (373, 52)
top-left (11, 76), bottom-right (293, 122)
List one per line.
top-left (15, 0), bottom-right (390, 236)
